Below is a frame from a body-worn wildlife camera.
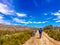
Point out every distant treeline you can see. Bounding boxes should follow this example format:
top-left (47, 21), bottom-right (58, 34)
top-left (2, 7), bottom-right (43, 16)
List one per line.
top-left (43, 25), bottom-right (60, 41)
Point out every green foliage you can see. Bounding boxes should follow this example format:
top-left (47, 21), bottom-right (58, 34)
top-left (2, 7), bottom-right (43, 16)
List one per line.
top-left (44, 27), bottom-right (60, 41)
top-left (44, 29), bottom-right (60, 41)
top-left (0, 30), bottom-right (33, 45)
top-left (43, 25), bottom-right (60, 41)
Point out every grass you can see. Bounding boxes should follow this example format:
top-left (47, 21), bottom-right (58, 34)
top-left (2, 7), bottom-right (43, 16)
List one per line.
top-left (0, 30), bottom-right (33, 45)
top-left (44, 30), bottom-right (60, 41)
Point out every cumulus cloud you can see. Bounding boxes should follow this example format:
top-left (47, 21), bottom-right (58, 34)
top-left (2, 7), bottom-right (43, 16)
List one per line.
top-left (13, 18), bottom-right (25, 23)
top-left (27, 21), bottom-right (33, 24)
top-left (52, 10), bottom-right (60, 16)
top-left (52, 10), bottom-right (60, 22)
top-left (0, 14), bottom-right (12, 25)
top-left (13, 18), bottom-right (47, 24)
top-left (33, 22), bottom-right (41, 24)
top-left (0, 20), bottom-right (11, 25)
top-left (56, 20), bottom-right (60, 22)
top-left (52, 12), bottom-right (60, 16)
top-left (0, 3), bottom-right (14, 15)
top-left (0, 1), bottom-right (48, 25)
top-left (0, 16), bottom-right (3, 19)
top-left (1, 0), bottom-right (13, 7)
top-left (53, 16), bottom-right (60, 20)
top-left (0, 2), bottom-right (27, 25)
top-left (0, 2), bottom-right (27, 17)
top-left (42, 22), bottom-right (46, 23)
top-left (3, 21), bottom-right (11, 25)
top-left (16, 13), bottom-right (27, 17)
top-left (13, 18), bottom-right (32, 24)
top-left (42, 21), bottom-right (48, 23)
top-left (0, 15), bottom-right (11, 25)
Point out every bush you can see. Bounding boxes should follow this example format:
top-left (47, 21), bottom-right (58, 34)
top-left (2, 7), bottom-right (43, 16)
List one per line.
top-left (44, 30), bottom-right (60, 41)
top-left (0, 30), bottom-right (33, 45)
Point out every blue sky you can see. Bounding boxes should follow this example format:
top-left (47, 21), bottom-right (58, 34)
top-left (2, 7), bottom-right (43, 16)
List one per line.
top-left (0, 0), bottom-right (60, 28)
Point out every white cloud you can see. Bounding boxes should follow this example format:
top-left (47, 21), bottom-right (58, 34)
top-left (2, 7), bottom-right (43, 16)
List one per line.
top-left (58, 10), bottom-right (60, 12)
top-left (16, 13), bottom-right (26, 17)
top-left (33, 22), bottom-right (41, 24)
top-left (52, 12), bottom-right (60, 16)
top-left (42, 22), bottom-right (46, 23)
top-left (33, 22), bottom-right (37, 23)
top-left (0, 3), bottom-right (14, 15)
top-left (0, 15), bottom-right (11, 25)
top-left (32, 21), bottom-right (47, 24)
top-left (22, 21), bottom-right (41, 25)
top-left (19, 21), bottom-right (32, 25)
top-left (0, 19), bottom-right (11, 25)
top-left (42, 21), bottom-right (48, 23)
top-left (0, 2), bottom-right (27, 18)
top-left (52, 10), bottom-right (60, 22)
top-left (51, 10), bottom-right (60, 16)
top-left (52, 10), bottom-right (60, 21)
top-left (13, 18), bottom-right (25, 23)
top-left (4, 22), bottom-right (11, 25)
top-left (56, 20), bottom-right (60, 22)
top-left (0, 16), bottom-right (3, 19)
top-left (2, 0), bottom-right (13, 7)
top-left (58, 16), bottom-right (60, 18)
top-left (13, 17), bottom-right (48, 25)
top-left (0, 2), bottom-right (48, 25)
top-left (27, 21), bottom-right (32, 23)
top-left (52, 10), bottom-right (60, 16)
top-left (23, 21), bottom-right (41, 24)
top-left (53, 17), bottom-right (60, 20)
top-left (13, 18), bottom-right (32, 24)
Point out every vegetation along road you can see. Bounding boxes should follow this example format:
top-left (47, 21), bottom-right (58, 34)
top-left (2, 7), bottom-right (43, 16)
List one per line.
top-left (23, 31), bottom-right (60, 45)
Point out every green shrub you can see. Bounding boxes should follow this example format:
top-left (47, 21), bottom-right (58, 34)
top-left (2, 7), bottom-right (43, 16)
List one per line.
top-left (44, 30), bottom-right (60, 41)
top-left (0, 30), bottom-right (33, 45)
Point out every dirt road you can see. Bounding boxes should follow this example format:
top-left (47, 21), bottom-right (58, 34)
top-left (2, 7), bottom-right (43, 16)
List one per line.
top-left (23, 31), bottom-right (60, 45)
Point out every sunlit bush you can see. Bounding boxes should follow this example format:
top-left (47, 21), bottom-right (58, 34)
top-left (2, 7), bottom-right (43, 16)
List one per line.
top-left (44, 30), bottom-right (60, 41)
top-left (0, 30), bottom-right (33, 45)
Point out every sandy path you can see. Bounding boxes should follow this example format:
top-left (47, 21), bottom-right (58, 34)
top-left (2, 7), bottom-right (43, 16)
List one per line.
top-left (23, 31), bottom-right (60, 45)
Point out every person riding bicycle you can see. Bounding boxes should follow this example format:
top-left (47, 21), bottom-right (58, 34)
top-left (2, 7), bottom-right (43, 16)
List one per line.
top-left (39, 28), bottom-right (42, 38)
